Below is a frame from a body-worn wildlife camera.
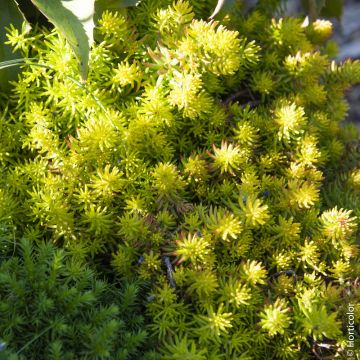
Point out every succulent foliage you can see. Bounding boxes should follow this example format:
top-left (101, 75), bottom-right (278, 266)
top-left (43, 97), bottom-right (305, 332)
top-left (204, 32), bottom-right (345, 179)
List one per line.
top-left (0, 0), bottom-right (359, 358)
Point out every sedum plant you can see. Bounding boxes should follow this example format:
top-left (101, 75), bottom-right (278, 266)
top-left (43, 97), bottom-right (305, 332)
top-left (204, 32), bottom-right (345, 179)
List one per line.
top-left (0, 238), bottom-right (154, 359)
top-left (0, 0), bottom-right (360, 358)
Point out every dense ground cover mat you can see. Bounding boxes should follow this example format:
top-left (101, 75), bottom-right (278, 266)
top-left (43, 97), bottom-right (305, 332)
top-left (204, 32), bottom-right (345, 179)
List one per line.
top-left (0, 0), bottom-right (360, 358)
top-left (0, 238), bottom-right (154, 359)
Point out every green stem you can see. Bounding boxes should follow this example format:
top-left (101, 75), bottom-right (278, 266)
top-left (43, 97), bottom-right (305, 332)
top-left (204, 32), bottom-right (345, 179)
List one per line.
top-left (16, 324), bottom-right (53, 355)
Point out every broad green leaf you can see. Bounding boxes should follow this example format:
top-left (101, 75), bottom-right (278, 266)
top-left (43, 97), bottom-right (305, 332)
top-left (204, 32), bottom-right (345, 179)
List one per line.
top-left (301, 0), bottom-right (324, 19)
top-left (321, 0), bottom-right (343, 20)
top-left (0, 0), bottom-right (30, 91)
top-left (30, 0), bottom-right (95, 79)
top-left (97, 0), bottom-right (142, 8)
top-left (209, 0), bottom-right (237, 19)
top-left (121, 0), bottom-right (142, 5)
top-left (301, 0), bottom-right (326, 21)
top-left (301, 0), bottom-right (342, 21)
top-left (312, 0), bottom-right (327, 12)
top-left (95, 0), bottom-right (142, 19)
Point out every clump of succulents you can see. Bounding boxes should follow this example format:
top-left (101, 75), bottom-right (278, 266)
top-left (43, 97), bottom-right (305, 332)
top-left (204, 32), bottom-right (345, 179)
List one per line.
top-left (0, 0), bottom-right (359, 358)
